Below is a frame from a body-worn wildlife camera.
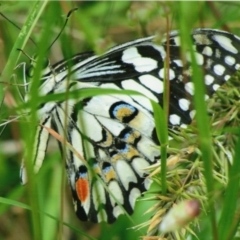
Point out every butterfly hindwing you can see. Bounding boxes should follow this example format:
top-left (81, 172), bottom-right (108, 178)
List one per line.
top-left (64, 93), bottom-right (159, 223)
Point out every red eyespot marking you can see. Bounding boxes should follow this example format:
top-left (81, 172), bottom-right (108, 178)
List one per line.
top-left (76, 178), bottom-right (89, 203)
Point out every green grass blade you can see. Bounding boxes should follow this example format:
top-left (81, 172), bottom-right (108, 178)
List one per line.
top-left (151, 100), bottom-right (168, 194)
top-left (0, 197), bottom-right (97, 240)
top-left (177, 2), bottom-right (217, 238)
top-left (218, 130), bottom-right (240, 240)
top-left (189, 37), bottom-right (218, 240)
top-left (0, 1), bottom-right (48, 117)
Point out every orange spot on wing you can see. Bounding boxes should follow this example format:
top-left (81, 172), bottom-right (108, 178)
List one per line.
top-left (104, 169), bottom-right (116, 182)
top-left (76, 178), bottom-right (89, 203)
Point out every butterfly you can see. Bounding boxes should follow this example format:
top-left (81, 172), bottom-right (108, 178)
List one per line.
top-left (19, 28), bottom-right (240, 223)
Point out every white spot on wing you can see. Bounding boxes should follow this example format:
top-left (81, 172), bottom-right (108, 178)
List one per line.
top-left (97, 209), bottom-right (107, 222)
top-left (96, 116), bottom-right (125, 136)
top-left (158, 68), bottom-right (164, 79)
top-left (136, 137), bottom-right (160, 162)
top-left (29, 116), bottom-right (52, 176)
top-left (139, 74), bottom-right (164, 94)
top-left (92, 181), bottom-right (106, 209)
top-left (185, 82), bottom-right (194, 95)
top-left (98, 149), bottom-right (108, 159)
top-left (70, 128), bottom-right (85, 166)
top-left (190, 110), bottom-right (196, 119)
top-left (144, 178), bottom-right (152, 190)
top-left (20, 165), bottom-right (27, 185)
top-left (152, 45), bottom-right (166, 58)
top-left (205, 94), bottom-right (209, 100)
top-left (224, 55), bottom-right (236, 66)
top-left (173, 36), bottom-right (181, 46)
top-left (215, 49), bottom-right (221, 58)
top-left (100, 83), bottom-right (121, 89)
top-left (206, 59), bottom-right (213, 69)
top-left (202, 46), bottom-right (213, 56)
top-left (169, 69), bottom-right (176, 80)
top-left (80, 112), bottom-right (103, 142)
top-left (131, 157), bottom-right (150, 177)
top-left (122, 79), bottom-right (158, 102)
top-left (113, 206), bottom-right (124, 219)
top-left (186, 52), bottom-right (204, 65)
top-left (169, 114), bottom-right (181, 125)
top-left (213, 84), bottom-right (220, 91)
top-left (129, 188), bottom-right (141, 209)
top-left (179, 98), bottom-right (190, 111)
top-left (122, 47), bottom-right (140, 63)
top-left (81, 187), bottom-right (91, 216)
top-left (173, 59), bottom-right (183, 67)
top-left (108, 181), bottom-right (124, 206)
top-left (193, 33), bottom-right (212, 45)
top-left (121, 47), bottom-right (157, 72)
top-left (180, 124), bottom-right (187, 128)
top-left (158, 68), bottom-right (175, 80)
top-left (213, 64), bottom-right (225, 76)
top-left (213, 35), bottom-right (238, 54)
top-left (130, 95), bottom-right (152, 112)
top-left (224, 75), bottom-right (230, 81)
top-left (205, 75), bottom-right (214, 85)
top-left (115, 160), bottom-right (137, 190)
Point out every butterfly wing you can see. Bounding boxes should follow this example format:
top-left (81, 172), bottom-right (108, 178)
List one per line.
top-left (64, 29), bottom-right (240, 223)
top-left (21, 29), bottom-right (240, 223)
top-left (62, 94), bottom-right (159, 223)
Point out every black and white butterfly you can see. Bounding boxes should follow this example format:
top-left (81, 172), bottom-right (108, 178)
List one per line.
top-left (19, 28), bottom-right (240, 223)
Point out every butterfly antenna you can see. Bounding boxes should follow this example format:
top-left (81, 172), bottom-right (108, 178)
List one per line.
top-left (47, 8), bottom-right (78, 51)
top-left (16, 48), bottom-right (34, 61)
top-left (0, 12), bottom-right (37, 47)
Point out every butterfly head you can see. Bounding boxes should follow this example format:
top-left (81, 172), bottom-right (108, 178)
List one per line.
top-left (26, 54), bottom-right (51, 79)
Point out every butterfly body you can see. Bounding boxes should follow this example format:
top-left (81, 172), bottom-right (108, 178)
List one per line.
top-left (20, 28), bottom-right (240, 223)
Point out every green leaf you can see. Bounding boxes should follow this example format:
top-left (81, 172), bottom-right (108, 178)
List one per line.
top-left (218, 130), bottom-right (240, 240)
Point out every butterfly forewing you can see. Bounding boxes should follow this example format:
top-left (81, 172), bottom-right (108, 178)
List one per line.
top-left (21, 28), bottom-right (240, 223)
